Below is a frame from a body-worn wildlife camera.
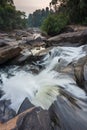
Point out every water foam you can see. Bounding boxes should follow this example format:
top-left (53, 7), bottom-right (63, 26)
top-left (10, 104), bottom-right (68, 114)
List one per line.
top-left (0, 45), bottom-right (87, 112)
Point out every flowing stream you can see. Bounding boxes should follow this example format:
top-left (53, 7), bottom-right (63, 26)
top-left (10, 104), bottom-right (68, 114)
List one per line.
top-left (0, 45), bottom-right (87, 112)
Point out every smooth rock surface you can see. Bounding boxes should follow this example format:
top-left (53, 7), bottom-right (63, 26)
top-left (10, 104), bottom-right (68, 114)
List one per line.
top-left (0, 107), bottom-right (52, 130)
top-left (18, 98), bottom-right (34, 114)
top-left (0, 100), bottom-right (16, 123)
top-left (49, 90), bottom-right (87, 130)
top-left (0, 46), bottom-right (21, 65)
top-left (46, 29), bottom-right (87, 47)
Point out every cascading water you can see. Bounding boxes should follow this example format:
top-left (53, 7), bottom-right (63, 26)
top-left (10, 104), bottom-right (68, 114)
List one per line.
top-left (0, 45), bottom-right (87, 112)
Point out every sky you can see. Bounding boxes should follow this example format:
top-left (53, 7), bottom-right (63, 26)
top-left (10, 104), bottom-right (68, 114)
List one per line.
top-left (14, 0), bottom-right (51, 16)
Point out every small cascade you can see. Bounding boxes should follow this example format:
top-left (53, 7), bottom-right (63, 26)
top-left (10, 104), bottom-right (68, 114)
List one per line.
top-left (0, 45), bottom-right (87, 112)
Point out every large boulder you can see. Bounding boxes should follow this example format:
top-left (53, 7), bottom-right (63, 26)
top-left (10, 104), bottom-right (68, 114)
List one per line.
top-left (46, 29), bottom-right (87, 47)
top-left (18, 98), bottom-right (34, 114)
top-left (74, 56), bottom-right (87, 91)
top-left (0, 39), bottom-right (8, 47)
top-left (0, 107), bottom-right (52, 130)
top-left (0, 46), bottom-right (21, 65)
top-left (0, 100), bottom-right (16, 123)
top-left (49, 92), bottom-right (87, 130)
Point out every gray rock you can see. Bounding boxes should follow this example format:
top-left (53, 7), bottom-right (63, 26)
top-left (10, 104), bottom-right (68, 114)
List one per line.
top-left (74, 56), bottom-right (87, 90)
top-left (0, 46), bottom-right (21, 65)
top-left (0, 39), bottom-right (8, 47)
top-left (46, 29), bottom-right (87, 47)
top-left (18, 98), bottom-right (34, 114)
top-left (17, 108), bottom-right (52, 130)
top-left (49, 90), bottom-right (87, 130)
top-left (0, 100), bottom-right (16, 123)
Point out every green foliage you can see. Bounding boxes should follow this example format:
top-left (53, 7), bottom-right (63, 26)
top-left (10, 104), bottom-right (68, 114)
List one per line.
top-left (41, 0), bottom-right (87, 36)
top-left (41, 13), bottom-right (69, 36)
top-left (50, 0), bottom-right (87, 23)
top-left (0, 0), bottom-right (27, 31)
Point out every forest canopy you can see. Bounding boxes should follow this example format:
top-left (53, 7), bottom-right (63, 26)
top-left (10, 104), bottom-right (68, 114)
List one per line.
top-left (41, 0), bottom-right (87, 36)
top-left (0, 0), bottom-right (27, 30)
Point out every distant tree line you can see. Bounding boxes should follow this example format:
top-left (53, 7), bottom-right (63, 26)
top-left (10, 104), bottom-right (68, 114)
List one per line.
top-left (28, 7), bottom-right (53, 27)
top-left (41, 0), bottom-right (87, 36)
top-left (0, 0), bottom-right (27, 31)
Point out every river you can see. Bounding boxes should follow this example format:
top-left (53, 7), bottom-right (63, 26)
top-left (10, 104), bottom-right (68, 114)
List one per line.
top-left (0, 45), bottom-right (87, 113)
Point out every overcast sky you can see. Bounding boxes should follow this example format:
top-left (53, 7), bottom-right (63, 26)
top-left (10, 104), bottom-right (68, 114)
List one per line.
top-left (14, 0), bottom-right (51, 16)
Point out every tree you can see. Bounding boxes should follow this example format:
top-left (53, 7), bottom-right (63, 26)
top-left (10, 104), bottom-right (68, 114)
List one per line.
top-left (0, 0), bottom-right (27, 30)
top-left (28, 7), bottom-right (52, 27)
top-left (41, 0), bottom-right (87, 36)
top-left (50, 0), bottom-right (87, 23)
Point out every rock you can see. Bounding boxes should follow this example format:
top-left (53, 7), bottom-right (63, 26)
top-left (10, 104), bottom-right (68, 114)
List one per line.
top-left (17, 108), bottom-right (51, 130)
top-left (10, 53), bottom-right (44, 66)
top-left (70, 25), bottom-right (87, 32)
top-left (0, 39), bottom-right (8, 47)
top-left (49, 90), bottom-right (87, 130)
top-left (33, 33), bottom-right (47, 42)
top-left (0, 107), bottom-right (52, 130)
top-left (0, 100), bottom-right (16, 123)
top-left (18, 98), bottom-right (34, 114)
top-left (25, 36), bottom-right (34, 43)
top-left (0, 108), bottom-right (35, 130)
top-left (46, 29), bottom-right (87, 47)
top-left (83, 61), bottom-right (87, 91)
top-left (15, 30), bottom-right (31, 37)
top-left (82, 45), bottom-right (87, 54)
top-left (0, 33), bottom-right (8, 38)
top-left (74, 56), bottom-right (87, 90)
top-left (0, 89), bottom-right (4, 98)
top-left (84, 62), bottom-right (87, 81)
top-left (0, 37), bottom-right (18, 47)
top-left (25, 37), bottom-right (46, 47)
top-left (60, 26), bottom-right (74, 34)
top-left (36, 47), bottom-right (52, 56)
top-left (9, 54), bottom-right (31, 65)
top-left (60, 65), bottom-right (75, 79)
top-left (0, 46), bottom-right (21, 65)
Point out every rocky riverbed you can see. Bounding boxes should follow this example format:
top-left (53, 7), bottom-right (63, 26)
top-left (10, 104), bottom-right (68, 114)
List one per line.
top-left (0, 26), bottom-right (87, 130)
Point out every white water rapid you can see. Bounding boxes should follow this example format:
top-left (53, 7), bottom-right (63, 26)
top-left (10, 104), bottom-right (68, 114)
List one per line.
top-left (0, 45), bottom-right (87, 112)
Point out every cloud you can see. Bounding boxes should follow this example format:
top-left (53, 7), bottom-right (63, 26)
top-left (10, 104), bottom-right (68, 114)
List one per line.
top-left (14, 0), bottom-right (51, 15)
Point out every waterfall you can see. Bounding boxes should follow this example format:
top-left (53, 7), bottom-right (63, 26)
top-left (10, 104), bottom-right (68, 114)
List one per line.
top-left (0, 45), bottom-right (87, 112)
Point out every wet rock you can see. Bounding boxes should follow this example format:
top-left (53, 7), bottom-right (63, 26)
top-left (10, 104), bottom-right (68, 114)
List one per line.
top-left (9, 54), bottom-right (31, 65)
top-left (0, 33), bottom-right (8, 38)
top-left (60, 26), bottom-right (74, 34)
top-left (0, 107), bottom-right (52, 130)
top-left (0, 100), bottom-right (16, 123)
top-left (49, 90), bottom-right (87, 130)
top-left (10, 53), bottom-right (44, 66)
top-left (33, 33), bottom-right (46, 42)
top-left (0, 89), bottom-right (4, 98)
top-left (15, 30), bottom-right (31, 37)
top-left (25, 37), bottom-right (46, 47)
top-left (18, 108), bottom-right (51, 130)
top-left (18, 98), bottom-right (34, 114)
top-left (0, 39), bottom-right (8, 47)
top-left (82, 45), bottom-right (87, 55)
top-left (84, 62), bottom-right (87, 81)
top-left (0, 46), bottom-right (21, 65)
top-left (74, 56), bottom-right (87, 90)
top-left (25, 36), bottom-right (34, 43)
top-left (46, 29), bottom-right (87, 47)
top-left (83, 61), bottom-right (87, 91)
top-left (60, 65), bottom-right (75, 79)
